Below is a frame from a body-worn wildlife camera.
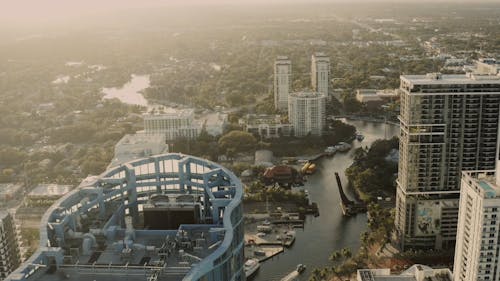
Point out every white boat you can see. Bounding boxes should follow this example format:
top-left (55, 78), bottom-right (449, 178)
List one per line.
top-left (296, 264), bottom-right (306, 273)
top-left (335, 142), bottom-right (352, 152)
top-left (324, 146), bottom-right (337, 155)
top-left (356, 134), bottom-right (365, 141)
top-left (244, 258), bottom-right (260, 279)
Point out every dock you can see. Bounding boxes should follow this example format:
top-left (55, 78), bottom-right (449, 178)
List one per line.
top-left (244, 245), bottom-right (284, 262)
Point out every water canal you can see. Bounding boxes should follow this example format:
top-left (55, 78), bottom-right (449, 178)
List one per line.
top-left (253, 119), bottom-right (399, 281)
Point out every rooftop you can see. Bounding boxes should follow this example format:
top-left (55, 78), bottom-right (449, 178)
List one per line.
top-left (357, 265), bottom-right (452, 281)
top-left (401, 72), bottom-right (500, 85)
top-left (289, 91), bottom-right (326, 99)
top-left (0, 183), bottom-right (23, 196)
top-left (28, 184), bottom-right (72, 197)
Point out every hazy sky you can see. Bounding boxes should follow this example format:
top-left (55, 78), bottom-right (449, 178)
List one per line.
top-left (1, 0), bottom-right (498, 26)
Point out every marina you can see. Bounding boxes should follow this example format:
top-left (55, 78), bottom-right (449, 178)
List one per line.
top-left (253, 119), bottom-right (399, 281)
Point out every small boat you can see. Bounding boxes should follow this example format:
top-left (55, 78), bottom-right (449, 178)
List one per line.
top-left (301, 162), bottom-right (316, 175)
top-left (356, 134), bottom-right (364, 141)
top-left (335, 142), bottom-right (352, 152)
top-left (244, 258), bottom-right (260, 279)
top-left (296, 264), bottom-right (306, 274)
top-left (324, 146), bottom-right (337, 155)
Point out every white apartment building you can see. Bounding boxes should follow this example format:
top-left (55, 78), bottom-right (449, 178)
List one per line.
top-left (454, 169), bottom-right (500, 281)
top-left (0, 212), bottom-right (21, 280)
top-left (395, 71), bottom-right (500, 250)
top-left (311, 52), bottom-right (330, 96)
top-left (274, 56), bottom-right (292, 111)
top-left (288, 91), bottom-right (326, 137)
top-left (143, 109), bottom-right (201, 141)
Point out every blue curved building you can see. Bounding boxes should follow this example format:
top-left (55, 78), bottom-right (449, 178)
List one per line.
top-left (7, 153), bottom-right (245, 281)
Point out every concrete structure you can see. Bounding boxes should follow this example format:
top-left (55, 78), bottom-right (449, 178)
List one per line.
top-left (357, 265), bottom-right (452, 281)
top-left (25, 184), bottom-right (73, 207)
top-left (6, 153), bottom-right (244, 281)
top-left (0, 212), bottom-right (21, 280)
top-left (198, 112), bottom-right (228, 137)
top-left (0, 184), bottom-right (23, 202)
top-left (395, 71), bottom-right (500, 250)
top-left (144, 109), bottom-right (202, 141)
top-left (311, 52), bottom-right (330, 96)
top-left (238, 114), bottom-right (292, 139)
top-left (288, 92), bottom-right (326, 137)
top-left (355, 89), bottom-right (400, 104)
top-left (274, 56), bottom-right (292, 111)
top-left (109, 133), bottom-right (169, 167)
top-left (453, 169), bottom-right (500, 281)
top-left (476, 58), bottom-right (500, 75)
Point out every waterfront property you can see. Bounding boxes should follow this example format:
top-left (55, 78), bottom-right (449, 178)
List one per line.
top-left (395, 68), bottom-right (500, 250)
top-left (6, 153), bottom-right (244, 281)
top-left (357, 265), bottom-right (452, 281)
top-left (288, 91), bottom-right (326, 137)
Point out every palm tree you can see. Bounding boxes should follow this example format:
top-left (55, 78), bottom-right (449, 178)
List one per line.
top-left (341, 247), bottom-right (352, 259)
top-left (329, 251), bottom-right (341, 262)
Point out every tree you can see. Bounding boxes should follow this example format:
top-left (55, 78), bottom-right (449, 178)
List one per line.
top-left (218, 130), bottom-right (257, 155)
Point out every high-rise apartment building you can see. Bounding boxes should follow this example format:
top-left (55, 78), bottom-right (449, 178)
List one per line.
top-left (0, 212), bottom-right (21, 280)
top-left (274, 56), bottom-right (292, 111)
top-left (395, 71), bottom-right (500, 250)
top-left (311, 52), bottom-right (330, 96)
top-left (288, 91), bottom-right (326, 137)
top-left (453, 169), bottom-right (500, 281)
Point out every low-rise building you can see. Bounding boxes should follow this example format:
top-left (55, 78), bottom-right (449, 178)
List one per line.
top-left (239, 114), bottom-right (292, 138)
top-left (0, 184), bottom-right (23, 202)
top-left (357, 265), bottom-right (452, 281)
top-left (143, 108), bottom-right (202, 141)
top-left (109, 133), bottom-right (169, 167)
top-left (25, 184), bottom-right (73, 207)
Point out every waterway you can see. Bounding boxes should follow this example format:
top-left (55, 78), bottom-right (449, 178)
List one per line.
top-left (253, 119), bottom-right (399, 281)
top-left (102, 74), bottom-right (150, 106)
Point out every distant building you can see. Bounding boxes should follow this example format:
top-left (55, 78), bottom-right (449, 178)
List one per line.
top-left (453, 169), bottom-right (500, 281)
top-left (274, 56), bottom-right (292, 111)
top-left (288, 91), bottom-right (326, 137)
top-left (355, 89), bottom-right (400, 108)
top-left (239, 114), bottom-right (292, 138)
top-left (0, 184), bottom-right (23, 202)
top-left (26, 184), bottom-right (73, 206)
top-left (357, 265), bottom-right (452, 281)
top-left (198, 112), bottom-right (228, 137)
top-left (395, 71), bottom-right (500, 250)
top-left (0, 212), bottom-right (21, 280)
top-left (143, 108), bottom-right (201, 141)
top-left (311, 52), bottom-right (330, 96)
top-left (475, 58), bottom-right (500, 75)
top-left (109, 133), bottom-right (169, 167)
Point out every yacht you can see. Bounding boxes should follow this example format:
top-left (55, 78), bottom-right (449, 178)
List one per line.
top-left (244, 258), bottom-right (260, 279)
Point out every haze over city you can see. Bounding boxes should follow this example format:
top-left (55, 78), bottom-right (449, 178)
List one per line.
top-left (0, 1), bottom-right (500, 281)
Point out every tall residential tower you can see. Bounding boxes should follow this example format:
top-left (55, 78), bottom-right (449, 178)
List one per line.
top-left (0, 212), bottom-right (21, 280)
top-left (453, 169), bottom-right (500, 281)
top-left (274, 56), bottom-right (292, 111)
top-left (311, 52), bottom-right (330, 96)
top-left (288, 91), bottom-right (326, 137)
top-left (395, 71), bottom-right (500, 250)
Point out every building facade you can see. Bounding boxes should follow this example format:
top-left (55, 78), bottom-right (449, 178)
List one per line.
top-left (238, 114), bottom-right (292, 139)
top-left (288, 91), bottom-right (326, 137)
top-left (395, 72), bottom-right (500, 250)
top-left (453, 169), bottom-right (500, 281)
top-left (311, 52), bottom-right (330, 96)
top-left (0, 212), bottom-right (21, 281)
top-left (144, 109), bottom-right (201, 141)
top-left (274, 56), bottom-right (292, 111)
top-left (7, 153), bottom-right (245, 281)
